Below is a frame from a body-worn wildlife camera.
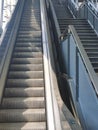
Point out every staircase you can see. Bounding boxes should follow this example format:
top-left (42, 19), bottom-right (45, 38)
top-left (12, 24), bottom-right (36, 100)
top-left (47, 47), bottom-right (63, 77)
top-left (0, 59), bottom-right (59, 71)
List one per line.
top-left (0, 0), bottom-right (46, 129)
top-left (52, 0), bottom-right (98, 75)
top-left (59, 18), bottom-right (98, 74)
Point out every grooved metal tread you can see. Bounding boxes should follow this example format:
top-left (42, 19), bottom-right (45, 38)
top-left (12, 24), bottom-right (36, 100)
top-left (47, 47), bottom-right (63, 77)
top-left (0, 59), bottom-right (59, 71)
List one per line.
top-left (0, 0), bottom-right (46, 129)
top-left (0, 122), bottom-right (46, 130)
top-left (0, 109), bottom-right (45, 122)
top-left (4, 87), bottom-right (45, 97)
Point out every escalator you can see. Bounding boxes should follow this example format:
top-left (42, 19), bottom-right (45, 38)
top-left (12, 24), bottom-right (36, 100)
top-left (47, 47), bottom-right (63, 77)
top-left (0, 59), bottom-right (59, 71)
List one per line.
top-left (0, 0), bottom-right (84, 129)
top-left (0, 0), bottom-right (46, 129)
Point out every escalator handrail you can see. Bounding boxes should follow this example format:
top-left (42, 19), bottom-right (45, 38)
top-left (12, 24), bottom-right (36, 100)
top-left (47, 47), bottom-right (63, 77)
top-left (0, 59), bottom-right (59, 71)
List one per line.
top-left (0, 0), bottom-right (25, 103)
top-left (68, 25), bottom-right (98, 96)
top-left (40, 0), bottom-right (62, 129)
top-left (48, 0), bottom-right (61, 39)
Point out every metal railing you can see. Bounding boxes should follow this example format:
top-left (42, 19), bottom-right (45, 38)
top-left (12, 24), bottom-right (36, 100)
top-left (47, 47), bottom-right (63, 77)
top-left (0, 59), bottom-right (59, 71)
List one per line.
top-left (61, 25), bottom-right (98, 130)
top-left (64, 0), bottom-right (98, 34)
top-left (78, 2), bottom-right (98, 34)
top-left (0, 0), bottom-right (25, 103)
top-left (65, 0), bottom-right (78, 18)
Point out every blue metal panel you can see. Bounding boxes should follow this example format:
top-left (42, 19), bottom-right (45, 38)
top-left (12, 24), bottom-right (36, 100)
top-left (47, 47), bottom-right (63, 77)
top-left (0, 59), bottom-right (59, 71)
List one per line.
top-left (69, 35), bottom-right (77, 87)
top-left (84, 5), bottom-right (88, 18)
top-left (62, 31), bottom-right (98, 129)
top-left (88, 9), bottom-right (94, 28)
top-left (61, 39), bottom-right (69, 73)
top-left (79, 6), bottom-right (85, 18)
top-left (94, 16), bottom-right (98, 33)
top-left (78, 53), bottom-right (98, 130)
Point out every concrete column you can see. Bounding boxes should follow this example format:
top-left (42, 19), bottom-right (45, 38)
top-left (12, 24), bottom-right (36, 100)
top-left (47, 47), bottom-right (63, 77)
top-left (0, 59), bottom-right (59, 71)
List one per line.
top-left (0, 0), bottom-right (3, 35)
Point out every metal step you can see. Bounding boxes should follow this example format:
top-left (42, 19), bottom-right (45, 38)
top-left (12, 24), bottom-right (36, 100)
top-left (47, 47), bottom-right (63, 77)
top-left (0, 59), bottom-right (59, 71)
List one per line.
top-left (14, 47), bottom-right (42, 52)
top-left (0, 109), bottom-right (45, 122)
top-left (18, 30), bottom-right (41, 34)
top-left (10, 64), bottom-right (43, 71)
top-left (8, 71), bottom-right (43, 79)
top-left (15, 42), bottom-right (42, 47)
top-left (80, 37), bottom-right (98, 40)
top-left (1, 97), bottom-right (45, 109)
top-left (19, 28), bottom-right (41, 31)
top-left (0, 122), bottom-right (46, 130)
top-left (85, 48), bottom-right (98, 52)
top-left (13, 52), bottom-right (42, 58)
top-left (17, 32), bottom-right (41, 37)
top-left (11, 58), bottom-right (43, 64)
top-left (7, 79), bottom-right (44, 87)
top-left (4, 87), bottom-right (44, 97)
top-left (16, 37), bottom-right (41, 42)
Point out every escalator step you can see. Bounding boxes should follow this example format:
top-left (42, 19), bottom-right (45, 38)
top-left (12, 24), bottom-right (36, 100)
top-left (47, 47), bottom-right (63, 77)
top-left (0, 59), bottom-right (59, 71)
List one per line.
top-left (0, 122), bottom-right (46, 130)
top-left (6, 79), bottom-right (44, 87)
top-left (0, 109), bottom-right (46, 122)
top-left (16, 38), bottom-right (41, 42)
top-left (13, 52), bottom-right (42, 58)
top-left (8, 71), bottom-right (43, 79)
top-left (18, 30), bottom-right (41, 35)
top-left (10, 64), bottom-right (43, 71)
top-left (15, 42), bottom-right (42, 47)
top-left (4, 87), bottom-right (44, 97)
top-left (14, 47), bottom-right (42, 52)
top-left (11, 58), bottom-right (43, 64)
top-left (2, 97), bottom-right (45, 109)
